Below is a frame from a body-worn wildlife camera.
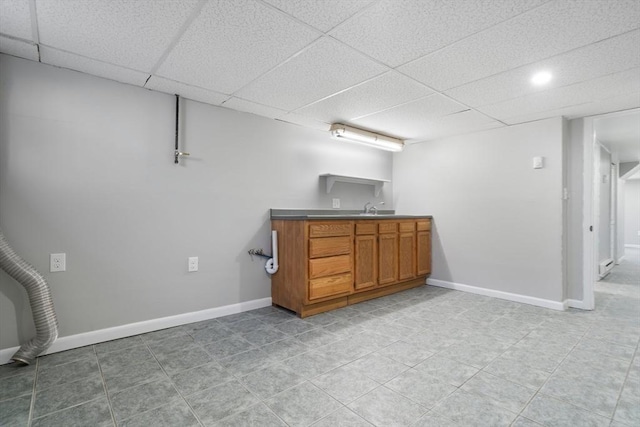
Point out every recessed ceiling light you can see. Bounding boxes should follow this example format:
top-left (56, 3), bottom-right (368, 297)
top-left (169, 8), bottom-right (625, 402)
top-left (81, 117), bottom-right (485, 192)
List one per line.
top-left (531, 71), bottom-right (552, 86)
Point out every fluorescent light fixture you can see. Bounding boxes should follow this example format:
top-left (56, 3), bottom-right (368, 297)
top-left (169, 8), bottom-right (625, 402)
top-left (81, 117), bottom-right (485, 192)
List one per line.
top-left (329, 124), bottom-right (404, 152)
top-left (531, 71), bottom-right (552, 86)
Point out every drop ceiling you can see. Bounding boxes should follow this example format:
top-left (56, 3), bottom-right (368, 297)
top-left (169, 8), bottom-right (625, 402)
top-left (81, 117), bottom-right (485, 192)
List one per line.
top-left (1, 0), bottom-right (639, 144)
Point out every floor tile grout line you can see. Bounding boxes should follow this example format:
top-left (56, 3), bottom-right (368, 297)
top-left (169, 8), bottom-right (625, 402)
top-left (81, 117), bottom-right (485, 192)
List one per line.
top-left (26, 358), bottom-right (39, 427)
top-left (431, 305), bottom-right (597, 425)
top-left (609, 339), bottom-right (640, 424)
top-left (510, 322), bottom-right (611, 423)
top-left (244, 336), bottom-right (393, 424)
top-left (178, 335), bottom-right (326, 424)
top-left (142, 337), bottom-right (205, 427)
top-left (164, 377), bottom-right (206, 427)
top-left (161, 317), bottom-right (303, 425)
top-left (9, 280), bottom-right (637, 426)
top-left (30, 348), bottom-right (119, 425)
top-left (94, 344), bottom-right (118, 427)
top-left (27, 396), bottom-right (108, 425)
top-left (98, 333), bottom-right (200, 426)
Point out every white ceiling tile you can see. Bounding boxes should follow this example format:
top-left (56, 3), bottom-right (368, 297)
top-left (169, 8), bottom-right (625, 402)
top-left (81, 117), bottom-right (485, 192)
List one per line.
top-left (0, 0), bottom-right (33, 40)
top-left (477, 68), bottom-right (640, 120)
top-left (501, 93), bottom-right (640, 126)
top-left (399, 0), bottom-right (640, 90)
top-left (352, 94), bottom-right (467, 139)
top-left (222, 97), bottom-right (286, 119)
top-left (3, 0), bottom-right (635, 143)
top-left (294, 71), bottom-right (432, 123)
top-left (235, 37), bottom-right (387, 111)
top-left (276, 112), bottom-right (331, 132)
top-left (145, 76), bottom-right (229, 106)
top-left (445, 30), bottom-right (640, 108)
top-left (40, 47), bottom-right (150, 86)
top-left (36, 0), bottom-right (201, 72)
top-left (262, 0), bottom-right (375, 32)
top-left (0, 36), bottom-right (38, 61)
top-left (330, 0), bottom-right (547, 67)
top-left (156, 0), bottom-right (320, 95)
top-left (407, 110), bottom-right (505, 143)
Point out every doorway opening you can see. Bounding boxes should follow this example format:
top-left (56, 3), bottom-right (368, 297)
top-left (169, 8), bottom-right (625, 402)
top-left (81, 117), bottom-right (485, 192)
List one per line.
top-left (582, 108), bottom-right (640, 310)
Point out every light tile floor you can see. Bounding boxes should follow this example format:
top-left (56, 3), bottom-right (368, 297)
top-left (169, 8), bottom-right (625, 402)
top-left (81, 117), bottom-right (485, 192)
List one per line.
top-left (1, 251), bottom-right (638, 426)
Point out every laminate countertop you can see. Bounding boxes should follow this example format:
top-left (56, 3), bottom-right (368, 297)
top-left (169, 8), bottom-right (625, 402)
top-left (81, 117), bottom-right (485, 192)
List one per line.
top-left (270, 209), bottom-right (432, 220)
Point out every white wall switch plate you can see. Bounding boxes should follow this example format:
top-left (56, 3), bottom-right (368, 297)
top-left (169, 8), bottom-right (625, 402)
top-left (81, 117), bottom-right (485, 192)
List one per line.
top-left (50, 253), bottom-right (66, 272)
top-left (188, 256), bottom-right (198, 272)
top-left (533, 156), bottom-right (544, 169)
top-left (332, 198), bottom-right (340, 209)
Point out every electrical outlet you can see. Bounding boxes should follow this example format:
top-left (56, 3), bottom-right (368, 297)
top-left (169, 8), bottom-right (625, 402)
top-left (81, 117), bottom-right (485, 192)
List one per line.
top-left (50, 253), bottom-right (66, 272)
top-left (188, 256), bottom-right (198, 272)
top-left (332, 198), bottom-right (340, 209)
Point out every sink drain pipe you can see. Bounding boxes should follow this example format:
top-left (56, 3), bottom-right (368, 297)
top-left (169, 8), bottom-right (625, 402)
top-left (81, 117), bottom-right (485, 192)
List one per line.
top-left (0, 230), bottom-right (58, 364)
top-left (265, 230), bottom-right (279, 274)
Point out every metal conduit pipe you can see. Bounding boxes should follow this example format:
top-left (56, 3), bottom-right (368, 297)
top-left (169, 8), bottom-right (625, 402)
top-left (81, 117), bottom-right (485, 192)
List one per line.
top-left (0, 230), bottom-right (58, 365)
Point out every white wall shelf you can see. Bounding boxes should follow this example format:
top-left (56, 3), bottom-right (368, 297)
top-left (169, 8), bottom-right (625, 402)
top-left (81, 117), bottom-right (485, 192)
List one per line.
top-left (320, 174), bottom-right (390, 197)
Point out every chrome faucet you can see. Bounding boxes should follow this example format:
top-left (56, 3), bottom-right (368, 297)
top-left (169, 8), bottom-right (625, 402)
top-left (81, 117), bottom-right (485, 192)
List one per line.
top-left (364, 201), bottom-right (385, 214)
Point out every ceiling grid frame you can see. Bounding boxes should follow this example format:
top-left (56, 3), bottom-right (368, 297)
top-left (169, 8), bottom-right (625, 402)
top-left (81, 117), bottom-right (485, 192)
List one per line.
top-left (0, 0), bottom-right (636, 144)
top-left (148, 0), bottom-right (209, 75)
top-left (27, 0), bottom-right (39, 45)
top-left (440, 27), bottom-right (640, 95)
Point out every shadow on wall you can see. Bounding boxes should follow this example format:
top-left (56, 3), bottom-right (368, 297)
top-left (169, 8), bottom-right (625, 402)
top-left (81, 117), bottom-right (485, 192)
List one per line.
top-left (0, 269), bottom-right (34, 348)
top-left (431, 221), bottom-right (452, 282)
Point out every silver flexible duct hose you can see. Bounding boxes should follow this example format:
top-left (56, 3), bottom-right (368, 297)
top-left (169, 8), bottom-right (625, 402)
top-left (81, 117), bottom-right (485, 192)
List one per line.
top-left (0, 230), bottom-right (58, 365)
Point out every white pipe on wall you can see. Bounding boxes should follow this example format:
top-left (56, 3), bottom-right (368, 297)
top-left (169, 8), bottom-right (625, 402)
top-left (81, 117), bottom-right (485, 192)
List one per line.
top-left (265, 230), bottom-right (279, 274)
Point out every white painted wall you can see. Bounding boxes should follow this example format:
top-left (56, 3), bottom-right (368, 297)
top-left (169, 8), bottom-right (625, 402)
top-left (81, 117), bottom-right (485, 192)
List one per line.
top-left (565, 118), bottom-right (584, 301)
top-left (598, 146), bottom-right (612, 264)
top-left (393, 118), bottom-right (565, 303)
top-left (616, 175), bottom-right (625, 262)
top-left (624, 179), bottom-right (640, 246)
top-left (0, 55), bottom-right (393, 350)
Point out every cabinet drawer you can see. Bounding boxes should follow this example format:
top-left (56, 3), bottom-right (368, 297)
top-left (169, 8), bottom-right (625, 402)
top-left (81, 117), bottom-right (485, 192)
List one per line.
top-left (355, 223), bottom-right (376, 235)
top-left (378, 222), bottom-right (397, 233)
top-left (416, 220), bottom-right (431, 231)
top-left (399, 222), bottom-right (415, 233)
top-left (309, 236), bottom-right (351, 258)
top-left (309, 255), bottom-right (351, 279)
top-left (309, 222), bottom-right (352, 238)
top-left (309, 273), bottom-right (352, 300)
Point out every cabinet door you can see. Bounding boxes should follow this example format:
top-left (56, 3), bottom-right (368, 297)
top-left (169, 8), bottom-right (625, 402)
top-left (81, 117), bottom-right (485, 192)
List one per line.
top-left (378, 233), bottom-right (398, 285)
top-left (355, 235), bottom-right (376, 290)
top-left (398, 232), bottom-right (416, 280)
top-left (416, 231), bottom-right (431, 275)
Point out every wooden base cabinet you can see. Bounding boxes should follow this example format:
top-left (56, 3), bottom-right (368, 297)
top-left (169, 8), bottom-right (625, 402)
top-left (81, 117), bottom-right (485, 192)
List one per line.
top-left (271, 217), bottom-right (432, 317)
